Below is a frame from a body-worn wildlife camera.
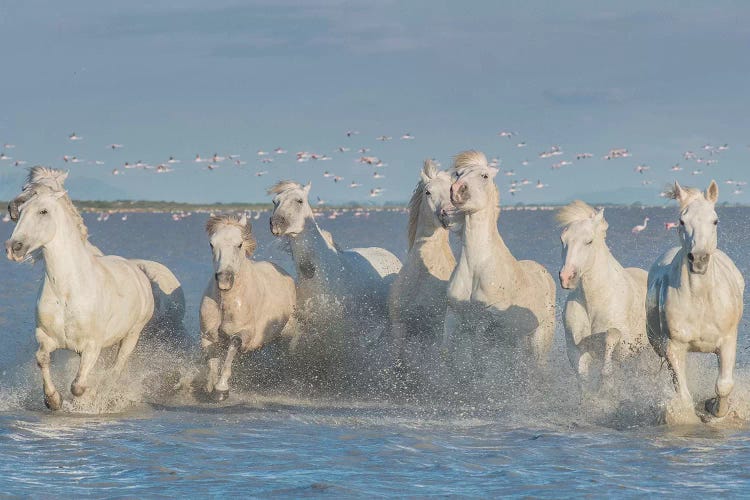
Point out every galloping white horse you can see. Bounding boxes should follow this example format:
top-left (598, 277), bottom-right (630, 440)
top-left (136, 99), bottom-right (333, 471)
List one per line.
top-left (5, 167), bottom-right (184, 410)
top-left (200, 214), bottom-right (297, 401)
top-left (647, 180), bottom-right (744, 424)
top-left (388, 160), bottom-right (456, 343)
top-left (557, 201), bottom-right (648, 380)
top-left (444, 151), bottom-right (556, 363)
top-left (268, 181), bottom-right (402, 340)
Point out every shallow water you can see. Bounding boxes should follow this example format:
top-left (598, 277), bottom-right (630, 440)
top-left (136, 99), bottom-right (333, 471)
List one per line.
top-left (1, 206), bottom-right (750, 496)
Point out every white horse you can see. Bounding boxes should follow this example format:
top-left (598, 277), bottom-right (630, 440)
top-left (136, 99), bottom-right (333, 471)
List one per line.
top-left (268, 181), bottom-right (402, 340)
top-left (5, 167), bottom-right (184, 410)
top-left (444, 151), bottom-right (556, 364)
top-left (8, 170), bottom-right (185, 340)
top-left (200, 214), bottom-right (297, 401)
top-left (557, 201), bottom-right (649, 380)
top-left (647, 180), bottom-right (744, 424)
top-left (388, 160), bottom-right (457, 344)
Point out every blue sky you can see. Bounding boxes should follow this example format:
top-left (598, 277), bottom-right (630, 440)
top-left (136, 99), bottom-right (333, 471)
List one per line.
top-left (1, 1), bottom-right (749, 204)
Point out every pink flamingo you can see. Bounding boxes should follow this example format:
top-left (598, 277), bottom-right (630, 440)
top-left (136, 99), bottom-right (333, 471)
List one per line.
top-left (632, 217), bottom-right (649, 234)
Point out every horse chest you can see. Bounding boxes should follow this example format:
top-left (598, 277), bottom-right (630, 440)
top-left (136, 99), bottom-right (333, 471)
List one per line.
top-left (219, 294), bottom-right (250, 332)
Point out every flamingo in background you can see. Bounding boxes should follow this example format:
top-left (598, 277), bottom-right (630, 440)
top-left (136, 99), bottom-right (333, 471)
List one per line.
top-left (665, 221), bottom-right (678, 230)
top-left (632, 217), bottom-right (649, 234)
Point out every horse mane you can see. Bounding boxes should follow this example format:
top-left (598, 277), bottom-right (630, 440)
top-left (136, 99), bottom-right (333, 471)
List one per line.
top-left (19, 167), bottom-right (89, 242)
top-left (556, 200), bottom-right (597, 227)
top-left (267, 180), bottom-right (303, 195)
top-left (25, 166), bottom-right (68, 191)
top-left (451, 150), bottom-right (488, 173)
top-left (205, 214), bottom-right (257, 256)
top-left (663, 183), bottom-right (705, 208)
top-left (407, 181), bottom-right (426, 251)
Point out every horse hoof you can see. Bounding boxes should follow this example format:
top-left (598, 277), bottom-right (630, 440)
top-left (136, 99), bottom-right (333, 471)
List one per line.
top-left (70, 383), bottom-right (86, 397)
top-left (212, 389), bottom-right (229, 402)
top-left (705, 397), bottom-right (728, 418)
top-left (44, 392), bottom-right (62, 411)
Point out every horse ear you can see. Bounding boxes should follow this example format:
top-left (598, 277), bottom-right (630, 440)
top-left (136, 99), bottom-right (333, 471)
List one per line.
top-left (303, 182), bottom-right (311, 195)
top-left (593, 208), bottom-right (605, 223)
top-left (673, 180), bottom-right (685, 201)
top-left (421, 159), bottom-right (437, 182)
top-left (488, 166), bottom-right (499, 178)
top-left (239, 213), bottom-right (248, 226)
top-left (61, 170), bottom-right (69, 183)
top-left (53, 190), bottom-right (67, 199)
top-left (706, 180), bottom-right (719, 203)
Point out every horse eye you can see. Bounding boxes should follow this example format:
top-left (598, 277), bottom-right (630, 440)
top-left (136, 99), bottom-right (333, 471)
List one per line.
top-left (586, 240), bottom-right (593, 245)
top-left (714, 219), bottom-right (719, 225)
top-left (425, 190), bottom-right (431, 197)
top-left (237, 242), bottom-right (243, 248)
top-left (39, 209), bottom-right (48, 215)
top-left (296, 199), bottom-right (304, 204)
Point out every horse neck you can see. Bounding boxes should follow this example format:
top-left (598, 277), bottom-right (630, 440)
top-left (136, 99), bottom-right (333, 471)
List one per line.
top-left (579, 240), bottom-right (624, 295)
top-left (41, 216), bottom-right (97, 295)
top-left (410, 217), bottom-right (453, 268)
top-left (460, 205), bottom-right (515, 267)
top-left (288, 216), bottom-right (337, 270)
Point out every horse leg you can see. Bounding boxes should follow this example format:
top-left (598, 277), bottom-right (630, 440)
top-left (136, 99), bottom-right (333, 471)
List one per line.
top-left (706, 339), bottom-right (736, 418)
top-left (601, 328), bottom-right (622, 378)
top-left (201, 340), bottom-right (221, 395)
top-left (35, 329), bottom-right (61, 410)
top-left (664, 341), bottom-right (700, 425)
top-left (213, 336), bottom-right (242, 402)
top-left (71, 345), bottom-right (102, 397)
top-left (111, 328), bottom-right (141, 378)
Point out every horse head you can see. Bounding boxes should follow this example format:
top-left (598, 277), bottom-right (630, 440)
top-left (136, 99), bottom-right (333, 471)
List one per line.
top-left (268, 180), bottom-right (313, 237)
top-left (206, 213), bottom-right (255, 291)
top-left (449, 150), bottom-right (499, 214)
top-left (671, 180), bottom-right (719, 275)
top-left (556, 201), bottom-right (608, 289)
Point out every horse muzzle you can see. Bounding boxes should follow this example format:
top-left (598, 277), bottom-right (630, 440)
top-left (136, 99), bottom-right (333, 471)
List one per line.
top-left (450, 183), bottom-right (468, 206)
top-left (5, 239), bottom-right (27, 262)
top-left (215, 271), bottom-right (235, 291)
top-left (559, 267), bottom-right (579, 289)
top-left (687, 252), bottom-right (710, 274)
top-left (269, 216), bottom-right (286, 236)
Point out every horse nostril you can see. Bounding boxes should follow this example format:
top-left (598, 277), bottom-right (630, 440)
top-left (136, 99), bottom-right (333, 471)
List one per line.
top-left (12, 241), bottom-right (23, 253)
top-left (688, 253), bottom-right (695, 262)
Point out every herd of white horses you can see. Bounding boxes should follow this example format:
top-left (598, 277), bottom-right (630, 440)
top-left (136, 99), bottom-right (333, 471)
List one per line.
top-left (3, 151), bottom-right (744, 426)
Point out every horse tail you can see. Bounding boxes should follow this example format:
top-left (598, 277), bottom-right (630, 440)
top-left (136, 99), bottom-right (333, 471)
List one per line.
top-left (131, 259), bottom-right (186, 338)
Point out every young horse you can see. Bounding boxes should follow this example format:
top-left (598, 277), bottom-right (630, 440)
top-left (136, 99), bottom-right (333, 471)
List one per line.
top-left (268, 181), bottom-right (402, 341)
top-left (445, 151), bottom-right (556, 364)
top-left (200, 214), bottom-right (297, 401)
top-left (5, 167), bottom-right (183, 410)
top-left (557, 201), bottom-right (648, 381)
top-left (647, 180), bottom-right (744, 424)
top-left (388, 160), bottom-right (457, 343)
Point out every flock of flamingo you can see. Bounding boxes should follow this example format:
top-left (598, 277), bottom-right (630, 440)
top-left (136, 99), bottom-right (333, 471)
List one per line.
top-left (0, 129), bottom-right (747, 210)
top-left (3, 148), bottom-right (743, 425)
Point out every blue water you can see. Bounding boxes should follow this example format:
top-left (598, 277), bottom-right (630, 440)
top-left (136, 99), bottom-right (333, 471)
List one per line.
top-left (1, 207), bottom-right (750, 497)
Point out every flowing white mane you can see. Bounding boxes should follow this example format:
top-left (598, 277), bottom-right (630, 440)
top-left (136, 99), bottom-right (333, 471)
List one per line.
top-left (18, 166), bottom-right (89, 242)
top-left (663, 183), bottom-right (705, 209)
top-left (451, 150), bottom-right (488, 173)
top-left (205, 214), bottom-right (257, 256)
top-left (267, 180), bottom-right (304, 195)
top-left (556, 200), bottom-right (598, 227)
top-left (407, 159), bottom-right (440, 250)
